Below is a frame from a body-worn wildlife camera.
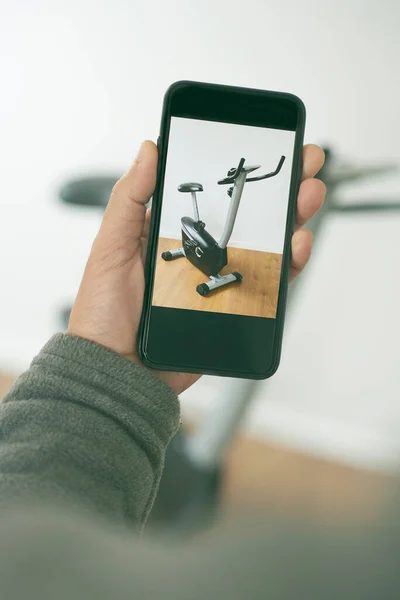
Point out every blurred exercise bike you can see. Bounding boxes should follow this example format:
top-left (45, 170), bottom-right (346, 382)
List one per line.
top-left (58, 149), bottom-right (399, 539)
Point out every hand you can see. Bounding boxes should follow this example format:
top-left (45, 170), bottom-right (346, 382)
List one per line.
top-left (68, 141), bottom-right (325, 395)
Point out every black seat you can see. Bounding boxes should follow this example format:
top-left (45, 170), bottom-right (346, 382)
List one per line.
top-left (59, 176), bottom-right (121, 208)
top-left (178, 182), bottom-right (203, 193)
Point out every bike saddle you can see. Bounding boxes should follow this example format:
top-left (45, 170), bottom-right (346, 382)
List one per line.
top-left (59, 175), bottom-right (121, 208)
top-left (178, 183), bottom-right (203, 192)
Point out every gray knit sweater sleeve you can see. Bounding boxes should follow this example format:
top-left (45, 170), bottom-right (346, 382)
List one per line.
top-left (0, 333), bottom-right (180, 530)
top-left (0, 334), bottom-right (393, 599)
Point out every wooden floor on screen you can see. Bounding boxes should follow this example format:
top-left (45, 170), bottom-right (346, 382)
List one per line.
top-left (152, 237), bottom-right (282, 319)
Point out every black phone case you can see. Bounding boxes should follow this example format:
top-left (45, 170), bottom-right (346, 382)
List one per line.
top-left (138, 80), bottom-right (306, 379)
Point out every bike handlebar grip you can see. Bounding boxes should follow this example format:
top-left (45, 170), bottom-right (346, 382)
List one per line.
top-left (245, 155), bottom-right (286, 182)
top-left (277, 155), bottom-right (286, 171)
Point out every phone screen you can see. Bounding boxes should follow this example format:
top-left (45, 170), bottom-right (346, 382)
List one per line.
top-left (140, 83), bottom-right (304, 378)
top-left (153, 117), bottom-right (294, 318)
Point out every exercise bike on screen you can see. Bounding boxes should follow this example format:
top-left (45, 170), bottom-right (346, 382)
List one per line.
top-left (161, 155), bottom-right (286, 296)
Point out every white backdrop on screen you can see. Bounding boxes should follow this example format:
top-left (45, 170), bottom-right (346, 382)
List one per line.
top-left (160, 118), bottom-right (295, 253)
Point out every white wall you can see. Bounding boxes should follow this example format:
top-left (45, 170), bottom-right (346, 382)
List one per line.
top-left (160, 117), bottom-right (295, 253)
top-left (1, 0), bottom-right (400, 470)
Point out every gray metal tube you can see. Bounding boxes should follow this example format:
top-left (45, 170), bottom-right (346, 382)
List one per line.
top-left (185, 379), bottom-right (259, 468)
top-left (218, 171), bottom-right (247, 248)
top-left (191, 191), bottom-right (200, 222)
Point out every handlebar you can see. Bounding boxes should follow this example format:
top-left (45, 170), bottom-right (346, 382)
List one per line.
top-left (246, 155), bottom-right (286, 182)
top-left (218, 155), bottom-right (286, 185)
top-left (217, 158), bottom-right (245, 185)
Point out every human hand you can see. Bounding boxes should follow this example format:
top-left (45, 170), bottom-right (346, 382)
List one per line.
top-left (68, 141), bottom-right (325, 395)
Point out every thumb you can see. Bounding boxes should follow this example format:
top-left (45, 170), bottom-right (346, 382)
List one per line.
top-left (95, 140), bottom-right (158, 257)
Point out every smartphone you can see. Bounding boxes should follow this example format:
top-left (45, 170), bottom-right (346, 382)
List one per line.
top-left (138, 81), bottom-right (305, 379)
